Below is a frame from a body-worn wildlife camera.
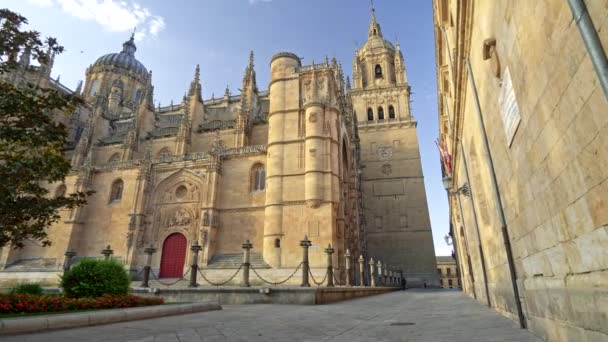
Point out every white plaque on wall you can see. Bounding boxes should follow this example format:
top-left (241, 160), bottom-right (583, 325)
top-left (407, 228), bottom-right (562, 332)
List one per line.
top-left (498, 67), bottom-right (522, 147)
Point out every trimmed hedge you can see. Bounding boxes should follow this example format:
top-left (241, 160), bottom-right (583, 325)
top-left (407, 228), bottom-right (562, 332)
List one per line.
top-left (0, 294), bottom-right (164, 314)
top-left (61, 259), bottom-right (130, 298)
top-left (10, 283), bottom-right (43, 295)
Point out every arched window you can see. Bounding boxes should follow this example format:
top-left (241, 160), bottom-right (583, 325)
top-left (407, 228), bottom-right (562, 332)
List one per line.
top-left (367, 108), bottom-right (374, 121)
top-left (89, 79), bottom-right (100, 96)
top-left (377, 106), bottom-right (385, 120)
top-left (108, 153), bottom-right (120, 163)
top-left (133, 89), bottom-right (142, 104)
top-left (274, 238), bottom-right (281, 248)
top-left (251, 164), bottom-right (266, 192)
top-left (374, 64), bottom-right (383, 78)
top-left (157, 147), bottom-right (171, 159)
top-left (55, 184), bottom-right (66, 198)
top-left (388, 105), bottom-right (396, 119)
top-left (109, 179), bottom-right (124, 203)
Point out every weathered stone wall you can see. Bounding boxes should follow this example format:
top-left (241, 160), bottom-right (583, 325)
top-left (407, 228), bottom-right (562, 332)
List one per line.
top-left (434, 0), bottom-right (608, 340)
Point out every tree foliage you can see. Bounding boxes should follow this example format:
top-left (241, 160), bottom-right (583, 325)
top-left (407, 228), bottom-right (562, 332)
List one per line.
top-left (0, 8), bottom-right (90, 248)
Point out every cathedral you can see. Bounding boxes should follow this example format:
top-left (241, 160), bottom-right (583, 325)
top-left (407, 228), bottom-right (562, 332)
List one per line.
top-left (0, 6), bottom-right (437, 286)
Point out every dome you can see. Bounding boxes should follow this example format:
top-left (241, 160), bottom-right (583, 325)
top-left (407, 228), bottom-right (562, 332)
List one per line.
top-left (92, 35), bottom-right (148, 79)
top-left (361, 35), bottom-right (395, 53)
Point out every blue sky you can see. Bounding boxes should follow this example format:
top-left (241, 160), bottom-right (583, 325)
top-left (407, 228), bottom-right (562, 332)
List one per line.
top-left (5, 0), bottom-right (451, 256)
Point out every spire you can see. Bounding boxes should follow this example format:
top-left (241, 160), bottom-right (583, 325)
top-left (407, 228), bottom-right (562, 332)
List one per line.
top-left (188, 64), bottom-right (202, 101)
top-left (75, 80), bottom-right (83, 95)
top-left (368, 0), bottom-right (383, 38)
top-left (346, 76), bottom-right (351, 90)
top-left (18, 47), bottom-right (31, 68)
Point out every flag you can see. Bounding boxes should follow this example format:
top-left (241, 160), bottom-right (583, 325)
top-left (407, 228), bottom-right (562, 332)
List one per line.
top-left (436, 138), bottom-right (452, 175)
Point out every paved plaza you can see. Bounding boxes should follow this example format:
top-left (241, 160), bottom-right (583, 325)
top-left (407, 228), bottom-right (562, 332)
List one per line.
top-left (5, 289), bottom-right (541, 342)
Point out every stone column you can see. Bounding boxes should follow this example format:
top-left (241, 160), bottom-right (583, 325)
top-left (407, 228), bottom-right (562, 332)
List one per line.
top-left (376, 260), bottom-right (382, 287)
top-left (325, 244), bottom-right (335, 287)
top-left (358, 255), bottom-right (365, 286)
top-left (141, 245), bottom-right (156, 288)
top-left (369, 257), bottom-right (376, 287)
top-left (189, 242), bottom-right (202, 288)
top-left (345, 249), bottom-right (352, 286)
top-left (101, 245), bottom-right (113, 260)
top-left (300, 236), bottom-right (311, 287)
top-left (242, 240), bottom-right (253, 287)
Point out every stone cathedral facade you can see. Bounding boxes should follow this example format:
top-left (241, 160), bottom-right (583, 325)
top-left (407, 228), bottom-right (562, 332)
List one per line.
top-left (0, 7), bottom-right (436, 285)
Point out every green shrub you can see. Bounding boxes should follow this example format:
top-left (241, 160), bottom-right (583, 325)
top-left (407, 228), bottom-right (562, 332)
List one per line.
top-left (10, 283), bottom-right (43, 295)
top-left (60, 259), bottom-right (130, 298)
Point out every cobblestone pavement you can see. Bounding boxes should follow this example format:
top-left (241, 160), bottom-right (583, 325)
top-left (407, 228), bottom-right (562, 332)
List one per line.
top-left (5, 289), bottom-right (541, 342)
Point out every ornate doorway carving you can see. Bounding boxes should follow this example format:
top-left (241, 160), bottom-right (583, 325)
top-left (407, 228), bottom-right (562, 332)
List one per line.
top-left (159, 233), bottom-right (187, 278)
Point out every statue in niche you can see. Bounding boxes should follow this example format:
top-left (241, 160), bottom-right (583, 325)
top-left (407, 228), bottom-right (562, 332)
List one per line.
top-left (203, 211), bottom-right (210, 226)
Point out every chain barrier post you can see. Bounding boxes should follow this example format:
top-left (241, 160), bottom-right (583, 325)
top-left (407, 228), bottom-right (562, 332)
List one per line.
top-left (242, 240), bottom-right (253, 287)
top-left (345, 249), bottom-right (352, 286)
top-left (376, 260), bottom-right (383, 286)
top-left (141, 244), bottom-right (156, 288)
top-left (63, 249), bottom-right (76, 272)
top-left (325, 244), bottom-right (335, 287)
top-left (384, 265), bottom-right (389, 286)
top-left (101, 245), bottom-right (113, 260)
top-left (189, 241), bottom-right (202, 288)
top-left (369, 257), bottom-right (376, 287)
top-left (358, 255), bottom-right (365, 286)
top-left (300, 236), bottom-right (311, 287)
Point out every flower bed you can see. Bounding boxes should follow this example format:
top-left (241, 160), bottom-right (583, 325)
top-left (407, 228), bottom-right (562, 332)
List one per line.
top-left (0, 294), bottom-right (164, 315)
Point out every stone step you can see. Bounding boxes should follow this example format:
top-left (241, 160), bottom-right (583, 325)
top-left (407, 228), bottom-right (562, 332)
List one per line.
top-left (205, 253), bottom-right (270, 269)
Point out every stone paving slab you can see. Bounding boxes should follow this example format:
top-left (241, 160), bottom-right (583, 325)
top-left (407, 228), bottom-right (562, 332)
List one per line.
top-left (2, 289), bottom-right (542, 342)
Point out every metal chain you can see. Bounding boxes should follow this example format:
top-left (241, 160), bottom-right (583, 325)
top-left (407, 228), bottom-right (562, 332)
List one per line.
top-left (150, 268), bottom-right (191, 286)
top-left (250, 262), bottom-right (303, 286)
top-left (333, 273), bottom-right (344, 286)
top-left (197, 265), bottom-right (243, 286)
top-left (309, 268), bottom-right (328, 286)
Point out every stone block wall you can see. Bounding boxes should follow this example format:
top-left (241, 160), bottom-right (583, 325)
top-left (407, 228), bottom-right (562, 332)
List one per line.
top-left (434, 0), bottom-right (608, 340)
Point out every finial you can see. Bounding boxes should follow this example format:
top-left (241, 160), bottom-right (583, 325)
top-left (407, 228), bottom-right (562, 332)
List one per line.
top-left (224, 85), bottom-right (230, 97)
top-left (131, 27), bottom-right (136, 40)
top-left (324, 55), bottom-right (329, 66)
top-left (346, 76), bottom-right (351, 90)
top-left (248, 50), bottom-right (254, 68)
top-left (370, 0), bottom-right (376, 20)
top-left (194, 64), bottom-right (200, 82)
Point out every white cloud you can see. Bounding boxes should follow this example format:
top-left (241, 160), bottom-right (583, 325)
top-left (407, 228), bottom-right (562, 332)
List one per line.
top-left (248, 0), bottom-right (272, 4)
top-left (27, 0), bottom-right (166, 41)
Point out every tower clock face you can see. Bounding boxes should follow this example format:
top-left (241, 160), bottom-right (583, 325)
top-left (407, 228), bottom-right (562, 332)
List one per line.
top-left (377, 146), bottom-right (393, 160)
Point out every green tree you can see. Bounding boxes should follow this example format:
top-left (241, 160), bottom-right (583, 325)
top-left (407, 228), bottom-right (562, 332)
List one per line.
top-left (0, 9), bottom-right (90, 248)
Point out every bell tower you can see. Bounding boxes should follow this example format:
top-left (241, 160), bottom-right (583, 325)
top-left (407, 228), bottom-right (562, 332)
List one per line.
top-left (350, 3), bottom-right (438, 286)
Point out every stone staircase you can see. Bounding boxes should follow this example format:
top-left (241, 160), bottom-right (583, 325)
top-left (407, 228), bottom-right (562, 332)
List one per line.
top-left (205, 253), bottom-right (270, 269)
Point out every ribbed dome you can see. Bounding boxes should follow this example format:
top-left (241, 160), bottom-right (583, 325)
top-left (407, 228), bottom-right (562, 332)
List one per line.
top-left (362, 35), bottom-right (395, 52)
top-left (92, 35), bottom-right (148, 78)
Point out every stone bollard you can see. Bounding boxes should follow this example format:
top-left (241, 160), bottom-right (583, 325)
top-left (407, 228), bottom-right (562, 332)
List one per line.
top-left (141, 244), bottom-right (156, 288)
top-left (345, 249), bottom-right (352, 286)
top-left (325, 244), bottom-right (335, 287)
top-left (300, 236), bottom-right (312, 287)
top-left (63, 249), bottom-right (76, 272)
top-left (377, 260), bottom-right (383, 287)
top-left (101, 245), bottom-right (113, 260)
top-left (242, 240), bottom-right (253, 287)
top-left (358, 255), bottom-right (365, 286)
top-left (369, 257), bottom-right (376, 287)
top-left (189, 241), bottom-right (202, 288)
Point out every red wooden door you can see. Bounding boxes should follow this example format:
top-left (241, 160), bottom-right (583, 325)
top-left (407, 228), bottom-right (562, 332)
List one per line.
top-left (159, 233), bottom-right (187, 278)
